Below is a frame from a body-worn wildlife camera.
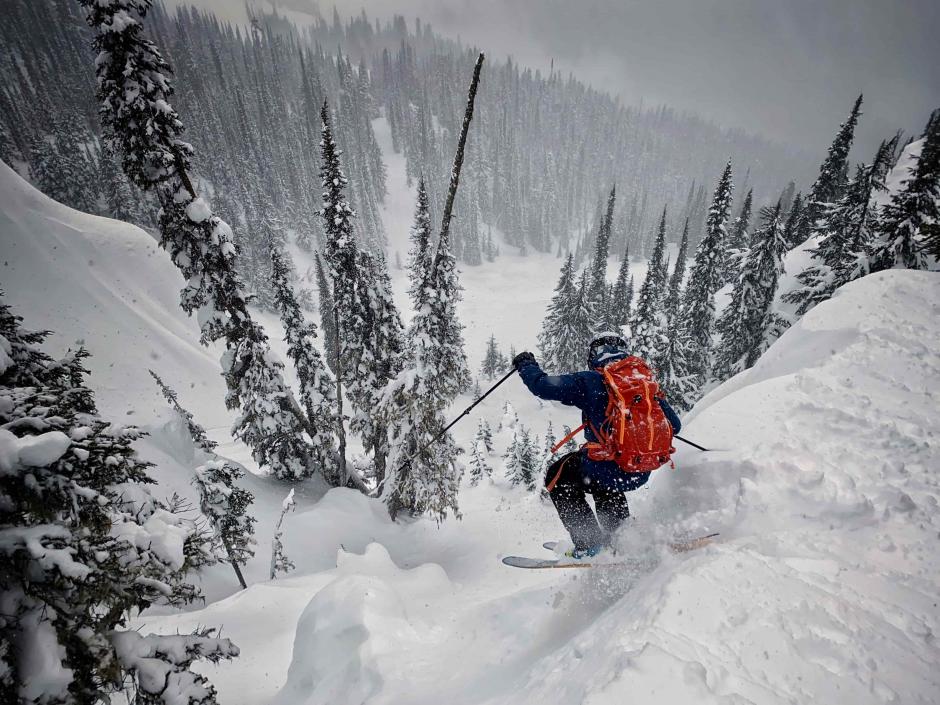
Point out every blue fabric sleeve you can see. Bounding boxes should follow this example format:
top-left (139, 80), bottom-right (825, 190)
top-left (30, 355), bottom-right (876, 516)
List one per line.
top-left (516, 360), bottom-right (588, 408)
top-left (658, 398), bottom-right (682, 434)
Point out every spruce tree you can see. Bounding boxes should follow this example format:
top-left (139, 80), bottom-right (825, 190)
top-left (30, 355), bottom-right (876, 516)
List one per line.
top-left (0, 297), bottom-right (236, 703)
top-left (149, 370), bottom-right (218, 454)
top-left (270, 246), bottom-right (337, 478)
top-left (505, 425), bottom-right (539, 491)
top-left (469, 421), bottom-right (494, 486)
top-left (407, 178), bottom-right (434, 309)
top-left (664, 218), bottom-right (689, 323)
top-left (589, 185), bottom-right (617, 305)
top-left (713, 202), bottom-right (789, 381)
top-left (723, 189), bottom-right (753, 284)
top-left (481, 334), bottom-right (503, 379)
top-left (193, 459), bottom-right (257, 590)
top-left (348, 249), bottom-right (407, 488)
top-left (785, 139), bottom-right (898, 315)
top-left (608, 254), bottom-right (633, 333)
top-left (796, 95), bottom-right (863, 245)
top-left (538, 254), bottom-right (595, 373)
top-left (80, 0), bottom-right (313, 483)
top-left (781, 192), bottom-right (804, 248)
top-left (677, 160), bottom-right (734, 391)
top-left (868, 112), bottom-right (939, 272)
top-left (630, 207), bottom-right (669, 361)
top-left (314, 252), bottom-right (339, 375)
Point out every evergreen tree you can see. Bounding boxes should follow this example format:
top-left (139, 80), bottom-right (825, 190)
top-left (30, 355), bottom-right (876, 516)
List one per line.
top-left (81, 0), bottom-right (313, 483)
top-left (869, 112), bottom-right (939, 271)
top-left (538, 254), bottom-right (594, 373)
top-left (270, 246), bottom-right (337, 479)
top-left (723, 188), bottom-right (753, 284)
top-left (677, 160), bottom-right (734, 391)
top-left (149, 370), bottom-right (218, 454)
top-left (781, 192), bottom-right (804, 248)
top-left (0, 297), bottom-right (236, 703)
top-left (314, 252), bottom-right (339, 375)
top-left (713, 202), bottom-right (789, 381)
top-left (469, 420), bottom-right (494, 486)
top-left (543, 421), bottom-right (558, 465)
top-left (481, 334), bottom-right (503, 379)
top-left (785, 139), bottom-right (898, 315)
top-left (664, 218), bottom-right (689, 323)
top-left (630, 207), bottom-right (669, 361)
top-left (608, 254), bottom-right (633, 333)
top-left (505, 424), bottom-right (538, 490)
top-left (561, 424), bottom-right (580, 453)
top-left (348, 249), bottom-right (407, 488)
top-left (99, 144), bottom-right (149, 226)
top-left (270, 488), bottom-right (296, 579)
top-left (407, 178), bottom-right (434, 308)
top-left (193, 459), bottom-right (257, 591)
top-left (796, 95), bottom-right (864, 245)
top-left (589, 185), bottom-right (617, 305)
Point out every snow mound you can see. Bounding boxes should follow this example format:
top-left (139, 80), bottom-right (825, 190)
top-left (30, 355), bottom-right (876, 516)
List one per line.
top-left (273, 544), bottom-right (452, 705)
top-left (0, 160), bottom-right (227, 427)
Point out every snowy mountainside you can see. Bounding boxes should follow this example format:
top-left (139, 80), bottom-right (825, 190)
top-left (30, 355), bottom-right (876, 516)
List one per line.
top-left (0, 161), bottom-right (332, 599)
top-left (0, 160), bottom-right (228, 428)
top-left (138, 268), bottom-right (940, 705)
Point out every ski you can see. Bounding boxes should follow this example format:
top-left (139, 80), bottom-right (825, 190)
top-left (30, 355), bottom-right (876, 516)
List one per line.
top-left (505, 532), bottom-right (719, 570)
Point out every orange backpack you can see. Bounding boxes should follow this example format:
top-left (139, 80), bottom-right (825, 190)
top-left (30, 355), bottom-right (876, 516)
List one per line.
top-left (553, 356), bottom-right (675, 473)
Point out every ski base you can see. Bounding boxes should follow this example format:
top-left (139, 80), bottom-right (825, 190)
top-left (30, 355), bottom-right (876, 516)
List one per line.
top-left (505, 533), bottom-right (719, 570)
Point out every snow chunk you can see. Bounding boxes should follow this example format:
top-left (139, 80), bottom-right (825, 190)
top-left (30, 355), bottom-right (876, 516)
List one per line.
top-left (185, 197), bottom-right (212, 223)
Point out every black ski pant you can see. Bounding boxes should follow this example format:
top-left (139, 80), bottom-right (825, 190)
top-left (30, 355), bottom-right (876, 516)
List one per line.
top-left (544, 452), bottom-right (630, 551)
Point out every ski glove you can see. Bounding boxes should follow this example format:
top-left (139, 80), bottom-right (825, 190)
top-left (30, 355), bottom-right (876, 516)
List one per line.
top-left (512, 351), bottom-right (536, 369)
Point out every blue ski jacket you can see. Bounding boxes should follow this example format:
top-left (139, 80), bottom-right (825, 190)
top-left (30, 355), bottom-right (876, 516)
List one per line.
top-left (517, 358), bottom-right (681, 492)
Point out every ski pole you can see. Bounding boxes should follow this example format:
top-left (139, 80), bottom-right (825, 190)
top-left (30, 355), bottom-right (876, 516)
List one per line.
top-left (392, 367), bottom-right (518, 476)
top-left (675, 434), bottom-right (710, 452)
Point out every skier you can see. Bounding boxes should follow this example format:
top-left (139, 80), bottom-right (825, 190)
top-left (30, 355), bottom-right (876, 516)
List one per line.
top-left (513, 334), bottom-right (681, 559)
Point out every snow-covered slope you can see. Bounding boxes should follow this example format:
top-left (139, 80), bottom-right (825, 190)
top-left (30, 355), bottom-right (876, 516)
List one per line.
top-left (133, 268), bottom-right (940, 705)
top-left (0, 160), bottom-right (229, 428)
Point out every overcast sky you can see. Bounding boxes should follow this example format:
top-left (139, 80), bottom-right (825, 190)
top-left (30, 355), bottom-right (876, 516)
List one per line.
top-left (176, 0), bottom-right (940, 159)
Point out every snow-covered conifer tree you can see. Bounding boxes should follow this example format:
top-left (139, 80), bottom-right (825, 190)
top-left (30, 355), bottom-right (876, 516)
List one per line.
top-left (723, 189), bottom-right (752, 284)
top-left (781, 192), bottom-right (804, 248)
top-left (796, 95), bottom-right (863, 245)
top-left (538, 254), bottom-right (595, 372)
top-left (868, 112), bottom-right (939, 271)
top-left (677, 160), bottom-right (733, 391)
top-left (664, 218), bottom-right (689, 323)
top-left (80, 0), bottom-right (312, 482)
top-left (193, 459), bottom-right (257, 590)
top-left (348, 249), bottom-right (407, 487)
top-left (505, 425), bottom-right (539, 490)
top-left (713, 201), bottom-right (788, 381)
top-left (589, 185), bottom-right (617, 305)
top-left (481, 334), bottom-right (504, 379)
top-left (270, 488), bottom-right (296, 579)
top-left (630, 207), bottom-right (669, 361)
top-left (608, 254), bottom-right (633, 333)
top-left (407, 178), bottom-right (434, 308)
top-left (270, 246), bottom-right (337, 479)
top-left (150, 370), bottom-right (218, 454)
top-left (0, 296), bottom-right (236, 702)
top-left (469, 423), bottom-right (493, 486)
top-left (314, 252), bottom-right (339, 374)
top-left (786, 138), bottom-right (898, 315)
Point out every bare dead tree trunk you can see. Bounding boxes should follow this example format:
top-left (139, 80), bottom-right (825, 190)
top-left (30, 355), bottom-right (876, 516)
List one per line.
top-left (435, 52), bottom-right (485, 259)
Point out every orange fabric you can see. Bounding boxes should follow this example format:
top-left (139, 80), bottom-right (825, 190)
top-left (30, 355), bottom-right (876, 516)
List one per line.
top-left (551, 422), bottom-right (586, 454)
top-left (546, 455), bottom-right (574, 493)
